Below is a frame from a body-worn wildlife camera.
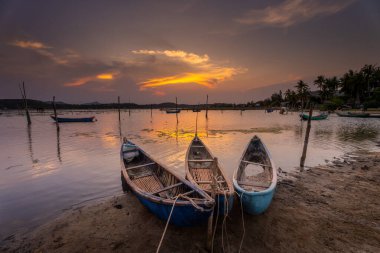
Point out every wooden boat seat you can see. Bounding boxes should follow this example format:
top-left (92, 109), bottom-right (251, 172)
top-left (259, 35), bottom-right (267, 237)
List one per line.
top-left (238, 180), bottom-right (271, 188)
top-left (151, 182), bottom-right (183, 195)
top-left (188, 159), bottom-right (214, 162)
top-left (126, 162), bottom-right (155, 171)
top-left (242, 160), bottom-right (271, 167)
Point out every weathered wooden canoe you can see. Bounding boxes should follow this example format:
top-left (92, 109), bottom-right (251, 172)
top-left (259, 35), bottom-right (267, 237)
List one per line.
top-left (300, 113), bottom-right (328, 120)
top-left (336, 112), bottom-right (370, 118)
top-left (233, 136), bottom-right (277, 215)
top-left (185, 136), bottom-right (234, 215)
top-left (121, 139), bottom-right (214, 226)
top-left (50, 115), bottom-right (96, 122)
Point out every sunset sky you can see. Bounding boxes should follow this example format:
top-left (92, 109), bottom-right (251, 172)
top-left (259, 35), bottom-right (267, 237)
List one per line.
top-left (0, 0), bottom-right (379, 104)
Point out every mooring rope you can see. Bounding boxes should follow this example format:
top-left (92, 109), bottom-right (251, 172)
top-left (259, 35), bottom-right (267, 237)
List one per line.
top-left (156, 195), bottom-right (180, 253)
top-left (211, 190), bottom-right (220, 253)
top-left (238, 191), bottom-right (245, 253)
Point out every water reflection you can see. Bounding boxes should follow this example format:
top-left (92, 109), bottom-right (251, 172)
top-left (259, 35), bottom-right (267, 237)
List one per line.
top-left (56, 127), bottom-right (62, 163)
top-left (1, 110), bottom-right (379, 240)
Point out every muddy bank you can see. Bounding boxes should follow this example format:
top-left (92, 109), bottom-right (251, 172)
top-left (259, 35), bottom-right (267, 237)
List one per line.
top-left (1, 151), bottom-right (380, 253)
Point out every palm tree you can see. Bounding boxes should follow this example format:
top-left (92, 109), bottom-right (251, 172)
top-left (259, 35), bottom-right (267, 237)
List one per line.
top-left (295, 80), bottom-right (310, 109)
top-left (314, 75), bottom-right (326, 91)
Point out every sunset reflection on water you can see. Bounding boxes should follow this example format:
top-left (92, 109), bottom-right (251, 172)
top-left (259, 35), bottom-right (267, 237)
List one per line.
top-left (0, 109), bottom-right (379, 239)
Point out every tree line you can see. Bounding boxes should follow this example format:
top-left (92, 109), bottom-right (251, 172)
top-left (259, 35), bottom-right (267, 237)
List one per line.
top-left (251, 64), bottom-right (380, 110)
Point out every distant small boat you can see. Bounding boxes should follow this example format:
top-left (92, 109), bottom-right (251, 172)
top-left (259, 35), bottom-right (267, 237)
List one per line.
top-left (336, 112), bottom-right (370, 118)
top-left (121, 139), bottom-right (214, 226)
top-left (233, 136), bottom-right (277, 215)
top-left (300, 113), bottom-right (328, 121)
top-left (192, 109), bottom-right (201, 112)
top-left (266, 108), bottom-right (274, 113)
top-left (166, 108), bottom-right (181, 114)
top-left (50, 115), bottom-right (96, 122)
top-left (185, 136), bottom-right (234, 215)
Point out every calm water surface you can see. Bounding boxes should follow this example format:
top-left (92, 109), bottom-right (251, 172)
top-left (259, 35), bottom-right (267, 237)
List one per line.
top-left (0, 110), bottom-right (379, 239)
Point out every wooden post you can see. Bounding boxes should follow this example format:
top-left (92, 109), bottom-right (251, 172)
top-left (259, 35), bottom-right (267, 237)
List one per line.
top-left (20, 82), bottom-right (31, 125)
top-left (207, 157), bottom-right (218, 251)
top-left (176, 97), bottom-right (178, 123)
top-left (128, 97), bottom-right (131, 117)
top-left (52, 96), bottom-right (59, 130)
top-left (206, 94), bottom-right (209, 119)
top-left (118, 96), bottom-right (121, 122)
top-left (300, 104), bottom-right (313, 169)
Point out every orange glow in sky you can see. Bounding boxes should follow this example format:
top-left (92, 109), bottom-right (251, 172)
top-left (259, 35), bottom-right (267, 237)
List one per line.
top-left (97, 73), bottom-right (113, 80)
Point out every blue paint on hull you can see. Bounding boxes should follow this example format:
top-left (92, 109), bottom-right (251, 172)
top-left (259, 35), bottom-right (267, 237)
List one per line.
top-left (234, 181), bottom-right (276, 215)
top-left (135, 194), bottom-right (212, 226)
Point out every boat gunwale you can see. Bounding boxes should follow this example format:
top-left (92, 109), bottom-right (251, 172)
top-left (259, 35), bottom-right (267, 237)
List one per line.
top-left (121, 140), bottom-right (214, 207)
top-left (232, 135), bottom-right (277, 196)
top-left (185, 136), bottom-right (234, 197)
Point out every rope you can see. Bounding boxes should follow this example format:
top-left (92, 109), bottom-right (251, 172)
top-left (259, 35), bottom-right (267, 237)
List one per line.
top-left (238, 191), bottom-right (245, 253)
top-left (156, 195), bottom-right (180, 253)
top-left (211, 191), bottom-right (220, 253)
top-left (178, 195), bottom-right (214, 212)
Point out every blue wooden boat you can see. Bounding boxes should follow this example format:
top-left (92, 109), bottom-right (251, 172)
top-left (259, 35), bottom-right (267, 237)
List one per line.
top-left (50, 115), bottom-right (96, 122)
top-left (300, 113), bottom-right (328, 121)
top-left (121, 138), bottom-right (214, 226)
top-left (233, 136), bottom-right (277, 215)
top-left (266, 108), bottom-right (274, 113)
top-left (185, 136), bottom-right (234, 215)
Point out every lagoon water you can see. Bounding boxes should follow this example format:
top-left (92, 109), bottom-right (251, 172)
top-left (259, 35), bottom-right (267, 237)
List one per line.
top-left (0, 109), bottom-right (379, 239)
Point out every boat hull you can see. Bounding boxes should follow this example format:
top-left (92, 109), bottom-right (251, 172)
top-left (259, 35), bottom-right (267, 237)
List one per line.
top-left (300, 114), bottom-right (328, 120)
top-left (135, 193), bottom-right (212, 226)
top-left (234, 181), bottom-right (276, 215)
top-left (51, 116), bottom-right (95, 122)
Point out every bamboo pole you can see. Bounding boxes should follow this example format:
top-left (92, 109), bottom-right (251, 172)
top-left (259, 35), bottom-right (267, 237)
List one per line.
top-left (300, 104), bottom-right (313, 170)
top-left (207, 157), bottom-right (218, 251)
top-left (128, 97), bottom-right (131, 117)
top-left (118, 96), bottom-right (121, 122)
top-left (206, 94), bottom-right (209, 119)
top-left (20, 82), bottom-right (31, 125)
top-left (176, 97), bottom-right (178, 123)
top-left (52, 96), bottom-right (59, 130)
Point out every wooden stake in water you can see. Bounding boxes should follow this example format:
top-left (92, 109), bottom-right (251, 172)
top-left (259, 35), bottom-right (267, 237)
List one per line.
top-left (176, 97), bottom-right (178, 123)
top-left (207, 157), bottom-right (218, 251)
top-left (206, 94), bottom-right (209, 119)
top-left (52, 96), bottom-right (59, 129)
top-left (19, 82), bottom-right (31, 125)
top-left (129, 97), bottom-right (131, 117)
top-left (300, 104), bottom-right (313, 169)
top-left (118, 96), bottom-right (121, 122)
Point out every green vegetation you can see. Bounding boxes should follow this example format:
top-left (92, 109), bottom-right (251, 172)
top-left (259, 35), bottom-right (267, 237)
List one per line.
top-left (253, 64), bottom-right (380, 110)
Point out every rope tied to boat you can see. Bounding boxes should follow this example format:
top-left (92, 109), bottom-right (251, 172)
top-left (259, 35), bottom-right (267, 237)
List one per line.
top-left (177, 194), bottom-right (214, 212)
top-left (156, 195), bottom-right (180, 253)
top-left (236, 191), bottom-right (246, 253)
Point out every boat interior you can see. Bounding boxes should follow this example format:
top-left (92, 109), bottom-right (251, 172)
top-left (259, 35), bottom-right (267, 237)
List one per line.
top-left (188, 139), bottom-right (230, 193)
top-left (122, 147), bottom-right (203, 200)
top-left (236, 139), bottom-right (273, 192)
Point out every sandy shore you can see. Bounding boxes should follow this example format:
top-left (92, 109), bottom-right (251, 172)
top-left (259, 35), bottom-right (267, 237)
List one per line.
top-left (1, 151), bottom-right (379, 253)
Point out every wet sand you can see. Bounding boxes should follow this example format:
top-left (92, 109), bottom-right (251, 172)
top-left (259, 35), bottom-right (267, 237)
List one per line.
top-left (1, 151), bottom-right (380, 253)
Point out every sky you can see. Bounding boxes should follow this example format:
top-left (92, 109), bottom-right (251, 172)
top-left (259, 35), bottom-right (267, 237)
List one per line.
top-left (0, 0), bottom-right (379, 104)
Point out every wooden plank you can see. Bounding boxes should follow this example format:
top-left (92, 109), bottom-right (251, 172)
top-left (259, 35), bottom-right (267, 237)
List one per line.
top-left (238, 180), bottom-right (271, 188)
top-left (191, 145), bottom-right (205, 148)
top-left (151, 182), bottom-right (183, 195)
top-left (195, 180), bottom-right (225, 184)
top-left (242, 160), bottom-right (271, 167)
top-left (126, 162), bottom-right (155, 170)
top-left (188, 159), bottom-right (214, 162)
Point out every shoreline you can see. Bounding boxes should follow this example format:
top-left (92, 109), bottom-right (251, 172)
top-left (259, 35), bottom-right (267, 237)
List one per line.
top-left (1, 151), bottom-right (380, 252)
